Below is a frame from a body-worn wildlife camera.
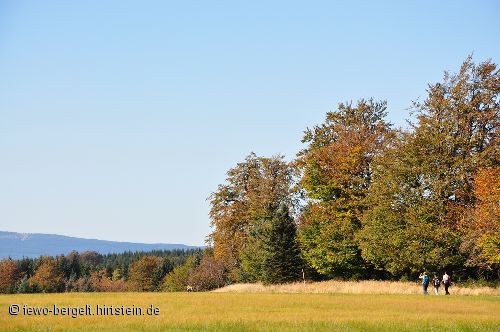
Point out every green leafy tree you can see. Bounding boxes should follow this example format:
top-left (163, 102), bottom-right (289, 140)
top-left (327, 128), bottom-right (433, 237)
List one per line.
top-left (297, 98), bottom-right (393, 278)
top-left (163, 256), bottom-right (196, 291)
top-left (238, 215), bottom-right (274, 282)
top-left (358, 56), bottom-right (499, 277)
top-left (357, 135), bottom-right (461, 275)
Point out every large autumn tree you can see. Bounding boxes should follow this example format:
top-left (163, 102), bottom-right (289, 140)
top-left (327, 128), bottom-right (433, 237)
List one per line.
top-left (460, 167), bottom-right (500, 275)
top-left (28, 257), bottom-right (65, 293)
top-left (128, 256), bottom-right (164, 291)
top-left (208, 153), bottom-right (296, 281)
top-left (296, 98), bottom-right (393, 278)
top-left (188, 251), bottom-right (227, 291)
top-left (358, 56), bottom-right (499, 277)
top-left (0, 259), bottom-right (20, 293)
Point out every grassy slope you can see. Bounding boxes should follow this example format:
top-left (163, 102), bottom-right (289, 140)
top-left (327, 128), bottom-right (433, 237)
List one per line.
top-left (1, 292), bottom-right (499, 331)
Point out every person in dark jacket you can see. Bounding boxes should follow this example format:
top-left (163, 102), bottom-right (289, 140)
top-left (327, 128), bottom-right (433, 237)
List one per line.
top-left (432, 274), bottom-right (441, 295)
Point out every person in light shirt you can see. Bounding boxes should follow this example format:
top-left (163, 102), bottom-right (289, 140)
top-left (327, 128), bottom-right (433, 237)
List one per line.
top-left (442, 271), bottom-right (451, 295)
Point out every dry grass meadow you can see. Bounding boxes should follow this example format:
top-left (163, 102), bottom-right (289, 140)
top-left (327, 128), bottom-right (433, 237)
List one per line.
top-left (214, 280), bottom-right (500, 296)
top-left (1, 281), bottom-right (498, 331)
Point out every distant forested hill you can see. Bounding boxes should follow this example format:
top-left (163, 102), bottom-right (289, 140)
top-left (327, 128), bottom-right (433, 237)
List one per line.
top-left (0, 231), bottom-right (199, 259)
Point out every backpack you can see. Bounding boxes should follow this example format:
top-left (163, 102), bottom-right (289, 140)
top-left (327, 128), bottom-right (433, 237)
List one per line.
top-left (433, 277), bottom-right (440, 286)
top-left (423, 275), bottom-right (429, 283)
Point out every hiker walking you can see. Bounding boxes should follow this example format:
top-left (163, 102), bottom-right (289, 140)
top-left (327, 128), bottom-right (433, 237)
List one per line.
top-left (442, 271), bottom-right (451, 295)
top-left (419, 271), bottom-right (430, 295)
top-left (432, 274), bottom-right (440, 295)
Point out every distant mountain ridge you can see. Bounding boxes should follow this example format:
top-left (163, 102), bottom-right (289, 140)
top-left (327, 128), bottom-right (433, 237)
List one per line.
top-left (0, 231), bottom-right (199, 259)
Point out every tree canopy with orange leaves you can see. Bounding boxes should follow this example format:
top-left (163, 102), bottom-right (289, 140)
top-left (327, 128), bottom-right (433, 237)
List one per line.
top-left (207, 55), bottom-right (498, 282)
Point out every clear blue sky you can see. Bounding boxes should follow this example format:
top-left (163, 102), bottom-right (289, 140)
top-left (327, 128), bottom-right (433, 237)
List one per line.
top-left (1, 1), bottom-right (499, 245)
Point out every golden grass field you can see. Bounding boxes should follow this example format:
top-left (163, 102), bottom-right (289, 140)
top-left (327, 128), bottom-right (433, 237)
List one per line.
top-left (215, 280), bottom-right (500, 296)
top-left (1, 282), bottom-right (499, 331)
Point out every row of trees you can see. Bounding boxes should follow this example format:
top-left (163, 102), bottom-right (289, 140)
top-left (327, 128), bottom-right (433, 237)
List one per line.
top-left (209, 55), bottom-right (499, 284)
top-left (1, 56), bottom-right (496, 293)
top-left (0, 249), bottom-right (228, 293)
